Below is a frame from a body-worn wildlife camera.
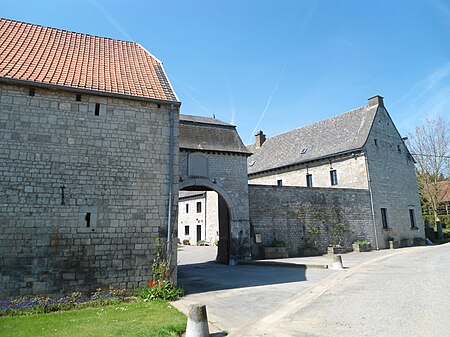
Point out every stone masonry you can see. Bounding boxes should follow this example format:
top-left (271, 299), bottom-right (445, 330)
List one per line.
top-left (0, 83), bottom-right (179, 297)
top-left (249, 185), bottom-right (373, 259)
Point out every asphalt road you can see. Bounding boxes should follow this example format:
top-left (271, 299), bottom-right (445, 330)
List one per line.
top-left (233, 244), bottom-right (450, 337)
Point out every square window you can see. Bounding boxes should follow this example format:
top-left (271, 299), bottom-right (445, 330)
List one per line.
top-left (306, 174), bottom-right (313, 188)
top-left (277, 179), bottom-right (283, 186)
top-left (330, 170), bottom-right (338, 186)
top-left (381, 208), bottom-right (388, 229)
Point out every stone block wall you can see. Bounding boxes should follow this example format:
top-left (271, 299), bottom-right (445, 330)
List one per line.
top-left (248, 185), bottom-right (374, 259)
top-left (249, 153), bottom-right (369, 189)
top-left (0, 83), bottom-right (178, 298)
top-left (365, 106), bottom-right (425, 248)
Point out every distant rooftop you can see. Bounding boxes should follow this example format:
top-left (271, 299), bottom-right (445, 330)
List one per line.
top-left (0, 18), bottom-right (178, 102)
top-left (247, 101), bottom-right (380, 174)
top-left (180, 114), bottom-right (251, 155)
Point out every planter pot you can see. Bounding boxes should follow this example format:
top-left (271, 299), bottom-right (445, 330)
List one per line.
top-left (413, 237), bottom-right (426, 246)
top-left (264, 247), bottom-right (288, 259)
top-left (352, 243), bottom-right (372, 252)
top-left (400, 238), bottom-right (410, 247)
top-left (301, 247), bottom-right (320, 257)
top-left (327, 246), bottom-right (347, 255)
top-left (388, 240), bottom-right (399, 249)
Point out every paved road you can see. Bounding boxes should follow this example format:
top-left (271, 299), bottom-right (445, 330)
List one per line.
top-left (233, 244), bottom-right (450, 337)
top-left (173, 246), bottom-right (333, 334)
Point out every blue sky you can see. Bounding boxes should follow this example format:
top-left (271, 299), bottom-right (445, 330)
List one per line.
top-left (2, 0), bottom-right (450, 144)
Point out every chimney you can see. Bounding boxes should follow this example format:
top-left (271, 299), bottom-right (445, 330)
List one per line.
top-left (368, 95), bottom-right (384, 107)
top-left (255, 130), bottom-right (266, 148)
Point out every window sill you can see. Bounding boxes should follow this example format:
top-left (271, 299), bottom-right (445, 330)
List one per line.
top-left (410, 227), bottom-right (419, 231)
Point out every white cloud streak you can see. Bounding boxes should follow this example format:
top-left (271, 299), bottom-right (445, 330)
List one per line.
top-left (91, 0), bottom-right (134, 41)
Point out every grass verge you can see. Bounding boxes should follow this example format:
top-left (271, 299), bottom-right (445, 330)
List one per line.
top-left (0, 300), bottom-right (186, 337)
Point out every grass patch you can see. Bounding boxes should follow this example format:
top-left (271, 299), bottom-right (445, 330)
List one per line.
top-left (0, 300), bottom-right (186, 337)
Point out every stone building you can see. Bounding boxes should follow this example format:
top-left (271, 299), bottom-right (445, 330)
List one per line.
top-left (247, 96), bottom-right (425, 252)
top-left (0, 18), bottom-right (180, 297)
top-left (177, 190), bottom-right (219, 245)
top-left (178, 115), bottom-right (251, 264)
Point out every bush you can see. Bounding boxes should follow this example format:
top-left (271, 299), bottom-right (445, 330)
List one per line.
top-left (425, 227), bottom-right (436, 241)
top-left (135, 280), bottom-right (183, 301)
top-left (271, 239), bottom-right (287, 247)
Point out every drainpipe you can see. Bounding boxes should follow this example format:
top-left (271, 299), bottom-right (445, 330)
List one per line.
top-left (364, 152), bottom-right (379, 250)
top-left (166, 104), bottom-right (175, 255)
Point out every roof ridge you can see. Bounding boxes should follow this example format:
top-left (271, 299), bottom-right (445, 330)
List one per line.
top-left (0, 17), bottom-right (140, 46)
top-left (264, 104), bottom-right (371, 142)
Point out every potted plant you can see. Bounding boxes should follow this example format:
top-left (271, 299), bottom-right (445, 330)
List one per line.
top-left (328, 222), bottom-right (352, 254)
top-left (352, 240), bottom-right (372, 252)
top-left (264, 239), bottom-right (289, 259)
top-left (386, 236), bottom-right (398, 249)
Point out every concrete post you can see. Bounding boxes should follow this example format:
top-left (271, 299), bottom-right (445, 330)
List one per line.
top-left (436, 220), bottom-right (443, 240)
top-left (331, 255), bottom-right (344, 270)
top-left (186, 304), bottom-right (209, 337)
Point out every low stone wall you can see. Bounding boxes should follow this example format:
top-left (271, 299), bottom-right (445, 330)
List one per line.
top-left (248, 185), bottom-right (374, 259)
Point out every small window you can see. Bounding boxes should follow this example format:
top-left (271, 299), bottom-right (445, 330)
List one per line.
top-left (330, 170), bottom-right (338, 186)
top-left (196, 201), bottom-right (202, 213)
top-left (409, 209), bottom-right (416, 229)
top-left (381, 208), bottom-right (388, 229)
top-left (397, 145), bottom-right (401, 152)
top-left (95, 103), bottom-right (100, 116)
top-left (29, 88), bottom-right (35, 96)
top-left (185, 204), bottom-right (189, 213)
top-left (300, 148), bottom-right (308, 154)
top-left (76, 94), bottom-right (82, 102)
top-left (277, 179), bottom-right (283, 186)
top-left (85, 212), bottom-right (91, 228)
top-left (184, 225), bottom-right (189, 236)
top-left (374, 139), bottom-right (378, 147)
top-left (306, 174), bottom-right (313, 188)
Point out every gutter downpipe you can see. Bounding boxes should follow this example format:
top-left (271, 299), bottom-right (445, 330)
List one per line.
top-left (166, 104), bottom-right (175, 256)
top-left (364, 151), bottom-right (379, 250)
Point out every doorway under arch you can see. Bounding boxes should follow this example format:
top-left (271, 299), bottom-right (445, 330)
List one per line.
top-left (178, 180), bottom-right (232, 264)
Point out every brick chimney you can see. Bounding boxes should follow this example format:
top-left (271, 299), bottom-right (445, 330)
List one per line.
top-left (368, 95), bottom-right (384, 107)
top-left (255, 130), bottom-right (266, 148)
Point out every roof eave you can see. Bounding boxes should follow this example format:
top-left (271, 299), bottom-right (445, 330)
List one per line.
top-left (180, 147), bottom-right (253, 157)
top-left (0, 76), bottom-right (181, 106)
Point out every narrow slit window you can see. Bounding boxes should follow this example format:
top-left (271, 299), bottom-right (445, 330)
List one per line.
top-left (95, 103), bottom-right (100, 116)
top-left (186, 204), bottom-right (189, 213)
top-left (29, 88), bottom-right (35, 96)
top-left (85, 212), bottom-right (91, 228)
top-left (409, 209), bottom-right (416, 229)
top-left (184, 225), bottom-right (189, 236)
top-left (381, 208), bottom-right (388, 229)
top-left (196, 201), bottom-right (202, 213)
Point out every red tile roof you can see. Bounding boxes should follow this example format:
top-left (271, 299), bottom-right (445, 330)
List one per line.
top-left (0, 18), bottom-right (178, 102)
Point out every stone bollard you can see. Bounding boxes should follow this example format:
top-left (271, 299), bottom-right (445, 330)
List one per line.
top-left (186, 304), bottom-right (209, 337)
top-left (331, 255), bottom-right (344, 270)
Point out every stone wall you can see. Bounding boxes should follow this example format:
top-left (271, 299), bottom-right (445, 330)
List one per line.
top-left (365, 106), bottom-right (425, 248)
top-left (249, 153), bottom-right (369, 189)
top-left (0, 83), bottom-right (178, 298)
top-left (205, 191), bottom-right (219, 244)
top-left (248, 185), bottom-right (373, 259)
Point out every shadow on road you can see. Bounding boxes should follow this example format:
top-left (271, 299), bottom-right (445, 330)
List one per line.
top-left (178, 261), bottom-right (307, 295)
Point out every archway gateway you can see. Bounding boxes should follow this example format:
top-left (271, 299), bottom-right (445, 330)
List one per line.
top-left (178, 115), bottom-right (252, 265)
top-left (178, 184), bottom-right (230, 264)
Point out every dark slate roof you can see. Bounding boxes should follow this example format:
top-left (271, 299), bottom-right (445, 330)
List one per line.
top-left (247, 104), bottom-right (378, 174)
top-left (180, 114), bottom-right (251, 155)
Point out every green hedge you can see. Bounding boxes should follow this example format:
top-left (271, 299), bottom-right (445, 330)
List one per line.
top-left (423, 214), bottom-right (450, 228)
